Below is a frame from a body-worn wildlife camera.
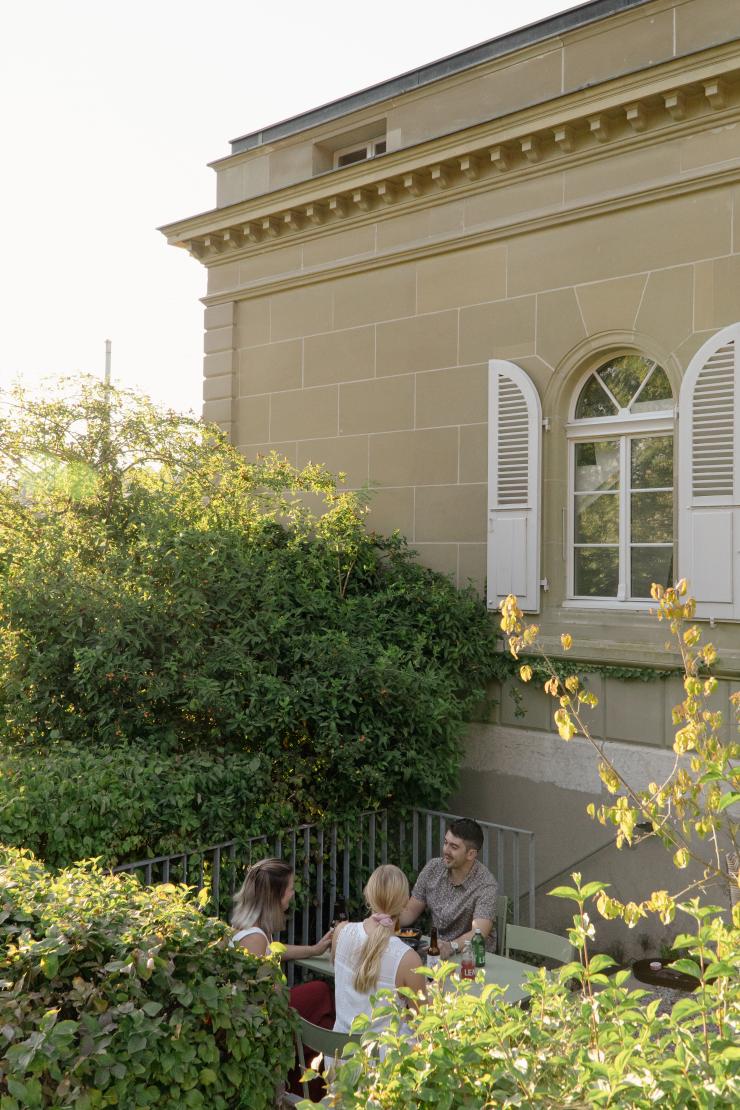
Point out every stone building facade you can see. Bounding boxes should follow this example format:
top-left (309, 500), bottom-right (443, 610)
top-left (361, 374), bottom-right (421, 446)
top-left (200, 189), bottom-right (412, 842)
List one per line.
top-left (162, 0), bottom-right (740, 943)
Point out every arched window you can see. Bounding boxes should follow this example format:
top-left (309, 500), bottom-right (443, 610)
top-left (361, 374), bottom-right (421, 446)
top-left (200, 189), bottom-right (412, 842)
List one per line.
top-left (567, 354), bottom-right (674, 603)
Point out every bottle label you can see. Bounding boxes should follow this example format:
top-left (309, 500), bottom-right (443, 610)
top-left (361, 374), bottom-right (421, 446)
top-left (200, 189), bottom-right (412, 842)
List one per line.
top-left (427, 954), bottom-right (440, 969)
top-left (460, 961), bottom-right (476, 981)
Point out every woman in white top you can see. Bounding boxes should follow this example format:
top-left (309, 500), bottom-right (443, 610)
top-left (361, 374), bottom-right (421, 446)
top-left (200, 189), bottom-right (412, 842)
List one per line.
top-left (231, 857), bottom-right (333, 961)
top-left (332, 864), bottom-right (424, 1035)
top-left (232, 857), bottom-right (336, 1100)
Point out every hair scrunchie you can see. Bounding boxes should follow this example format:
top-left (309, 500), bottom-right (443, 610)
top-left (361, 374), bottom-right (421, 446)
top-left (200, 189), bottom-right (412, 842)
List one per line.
top-left (370, 912), bottom-right (395, 929)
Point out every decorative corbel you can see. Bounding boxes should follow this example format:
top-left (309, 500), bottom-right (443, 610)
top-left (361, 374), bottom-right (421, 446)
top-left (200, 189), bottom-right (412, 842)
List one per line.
top-left (186, 239), bottom-right (207, 259)
top-left (489, 145), bottom-right (512, 171)
top-left (520, 135), bottom-right (542, 163)
top-left (328, 195), bottom-right (347, 218)
top-left (403, 172), bottom-right (424, 196)
top-left (430, 163), bottom-right (452, 189)
top-left (376, 180), bottom-right (397, 205)
top-left (663, 90), bottom-right (687, 120)
top-left (203, 234), bottom-right (227, 254)
top-left (625, 102), bottom-right (648, 132)
top-left (704, 79), bottom-right (727, 110)
top-left (588, 114), bottom-right (610, 143)
top-left (458, 155), bottom-right (480, 180)
top-left (220, 228), bottom-right (244, 249)
top-left (242, 222), bottom-right (261, 243)
top-left (261, 216), bottom-right (281, 238)
top-left (304, 203), bottom-right (328, 225)
top-left (352, 188), bottom-right (374, 211)
top-left (553, 125), bottom-right (575, 153)
top-left (283, 210), bottom-right (304, 232)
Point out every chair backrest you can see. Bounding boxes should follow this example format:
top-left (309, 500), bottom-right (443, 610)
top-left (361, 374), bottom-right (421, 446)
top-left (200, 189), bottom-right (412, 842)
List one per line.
top-left (495, 894), bottom-right (509, 956)
top-left (294, 1016), bottom-right (362, 1100)
top-left (504, 924), bottom-right (575, 965)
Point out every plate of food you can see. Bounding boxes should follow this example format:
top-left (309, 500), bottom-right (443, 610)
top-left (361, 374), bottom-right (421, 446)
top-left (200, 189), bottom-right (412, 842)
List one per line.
top-left (397, 928), bottom-right (422, 950)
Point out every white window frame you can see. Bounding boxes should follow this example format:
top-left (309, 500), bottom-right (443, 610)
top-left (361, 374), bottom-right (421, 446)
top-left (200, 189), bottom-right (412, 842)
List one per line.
top-left (333, 137), bottom-right (386, 169)
top-left (565, 365), bottom-right (675, 611)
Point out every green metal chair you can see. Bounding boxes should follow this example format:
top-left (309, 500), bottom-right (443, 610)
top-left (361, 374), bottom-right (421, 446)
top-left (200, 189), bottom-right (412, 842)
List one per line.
top-left (504, 924), bottom-right (575, 966)
top-left (290, 1015), bottom-right (362, 1103)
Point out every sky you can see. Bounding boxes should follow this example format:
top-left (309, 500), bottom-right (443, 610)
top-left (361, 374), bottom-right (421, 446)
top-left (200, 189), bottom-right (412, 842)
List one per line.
top-left (1, 0), bottom-right (576, 416)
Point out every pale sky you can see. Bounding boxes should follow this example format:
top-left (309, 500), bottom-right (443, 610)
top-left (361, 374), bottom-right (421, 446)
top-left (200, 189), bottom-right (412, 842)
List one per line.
top-left (2, 0), bottom-right (575, 415)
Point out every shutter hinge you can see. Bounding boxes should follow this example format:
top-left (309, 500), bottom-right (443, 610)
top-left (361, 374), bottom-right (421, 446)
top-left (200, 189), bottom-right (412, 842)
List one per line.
top-left (540, 578), bottom-right (549, 591)
top-left (542, 417), bottom-right (551, 431)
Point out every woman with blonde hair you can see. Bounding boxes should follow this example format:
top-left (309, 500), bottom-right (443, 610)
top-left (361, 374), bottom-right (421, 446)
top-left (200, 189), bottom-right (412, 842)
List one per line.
top-left (332, 864), bottom-right (424, 1035)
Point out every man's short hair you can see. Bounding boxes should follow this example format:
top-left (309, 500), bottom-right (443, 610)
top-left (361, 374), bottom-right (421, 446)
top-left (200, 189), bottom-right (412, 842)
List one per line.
top-left (448, 818), bottom-right (484, 852)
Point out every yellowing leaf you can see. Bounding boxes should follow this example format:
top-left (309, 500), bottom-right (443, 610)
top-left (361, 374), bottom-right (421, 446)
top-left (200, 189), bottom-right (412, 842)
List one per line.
top-left (561, 633), bottom-right (573, 651)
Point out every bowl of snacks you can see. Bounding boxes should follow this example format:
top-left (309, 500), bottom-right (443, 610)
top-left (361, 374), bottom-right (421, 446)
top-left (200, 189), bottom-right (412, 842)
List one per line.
top-left (397, 928), bottom-right (422, 950)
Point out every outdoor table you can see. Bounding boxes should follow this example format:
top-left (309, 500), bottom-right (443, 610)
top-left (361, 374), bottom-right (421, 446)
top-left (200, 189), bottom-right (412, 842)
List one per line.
top-left (295, 947), bottom-right (532, 1005)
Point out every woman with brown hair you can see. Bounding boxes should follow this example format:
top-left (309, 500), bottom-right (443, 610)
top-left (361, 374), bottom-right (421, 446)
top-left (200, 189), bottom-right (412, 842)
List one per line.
top-left (232, 856), bottom-right (336, 1097)
top-left (332, 863), bottom-right (424, 1036)
top-left (231, 856), bottom-right (333, 960)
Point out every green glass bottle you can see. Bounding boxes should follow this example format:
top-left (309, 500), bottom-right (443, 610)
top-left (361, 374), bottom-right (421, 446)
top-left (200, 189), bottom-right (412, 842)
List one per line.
top-left (471, 927), bottom-right (486, 968)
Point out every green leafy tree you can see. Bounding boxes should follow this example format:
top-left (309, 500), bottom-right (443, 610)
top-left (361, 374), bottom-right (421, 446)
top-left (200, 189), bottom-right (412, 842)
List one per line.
top-left (0, 377), bottom-right (497, 830)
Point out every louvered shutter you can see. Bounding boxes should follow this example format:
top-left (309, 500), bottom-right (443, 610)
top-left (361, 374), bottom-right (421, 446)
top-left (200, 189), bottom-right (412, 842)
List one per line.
top-left (487, 360), bottom-right (542, 613)
top-left (678, 323), bottom-right (740, 620)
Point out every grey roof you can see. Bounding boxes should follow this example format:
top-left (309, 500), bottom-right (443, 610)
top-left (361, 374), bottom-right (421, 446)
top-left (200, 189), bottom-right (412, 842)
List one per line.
top-left (229, 0), bottom-right (652, 155)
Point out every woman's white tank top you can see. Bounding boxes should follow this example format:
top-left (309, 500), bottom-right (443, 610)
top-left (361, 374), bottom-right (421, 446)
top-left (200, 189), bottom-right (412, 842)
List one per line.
top-left (333, 922), bottom-right (409, 1034)
top-left (231, 926), bottom-right (271, 953)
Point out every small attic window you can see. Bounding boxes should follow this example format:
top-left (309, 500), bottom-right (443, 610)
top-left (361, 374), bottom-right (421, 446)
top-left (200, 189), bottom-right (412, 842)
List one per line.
top-left (335, 138), bottom-right (386, 169)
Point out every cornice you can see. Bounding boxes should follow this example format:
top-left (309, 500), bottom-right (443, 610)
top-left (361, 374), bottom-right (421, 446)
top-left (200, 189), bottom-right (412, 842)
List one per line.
top-left (160, 44), bottom-right (740, 269)
top-left (201, 159), bottom-right (740, 307)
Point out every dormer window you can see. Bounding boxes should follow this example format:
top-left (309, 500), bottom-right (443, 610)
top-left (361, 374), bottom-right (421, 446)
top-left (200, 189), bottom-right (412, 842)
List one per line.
top-left (334, 138), bottom-right (387, 169)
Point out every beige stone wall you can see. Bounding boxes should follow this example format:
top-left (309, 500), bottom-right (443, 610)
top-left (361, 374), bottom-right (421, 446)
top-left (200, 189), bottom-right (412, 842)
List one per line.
top-left (177, 0), bottom-right (740, 686)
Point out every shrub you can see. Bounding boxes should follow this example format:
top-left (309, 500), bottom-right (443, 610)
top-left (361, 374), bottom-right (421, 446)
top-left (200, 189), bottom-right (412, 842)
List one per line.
top-left (0, 740), bottom-right (288, 869)
top-left (313, 890), bottom-right (740, 1109)
top-left (0, 378), bottom-right (498, 825)
top-left (0, 845), bottom-right (296, 1108)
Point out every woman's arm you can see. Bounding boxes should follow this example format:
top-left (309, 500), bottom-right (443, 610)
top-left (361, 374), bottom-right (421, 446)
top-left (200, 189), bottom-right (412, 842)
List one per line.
top-left (397, 948), bottom-right (426, 1007)
top-left (280, 927), bottom-right (334, 963)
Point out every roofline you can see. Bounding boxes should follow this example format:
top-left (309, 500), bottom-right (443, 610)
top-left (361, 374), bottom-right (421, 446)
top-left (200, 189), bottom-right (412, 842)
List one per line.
top-left (229, 0), bottom-right (654, 155)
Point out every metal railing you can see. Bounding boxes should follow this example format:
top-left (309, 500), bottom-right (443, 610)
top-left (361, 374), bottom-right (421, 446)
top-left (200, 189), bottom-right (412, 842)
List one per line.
top-left (114, 806), bottom-right (535, 949)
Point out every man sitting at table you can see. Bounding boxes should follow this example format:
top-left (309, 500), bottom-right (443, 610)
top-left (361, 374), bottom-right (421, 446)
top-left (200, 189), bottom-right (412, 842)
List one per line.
top-left (400, 818), bottom-right (497, 958)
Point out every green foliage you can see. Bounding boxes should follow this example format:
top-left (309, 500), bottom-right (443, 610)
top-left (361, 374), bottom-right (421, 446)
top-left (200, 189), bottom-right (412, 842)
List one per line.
top-left (0, 740), bottom-right (286, 869)
top-left (311, 880), bottom-right (739, 1109)
top-left (0, 378), bottom-right (498, 827)
top-left (0, 845), bottom-right (296, 1108)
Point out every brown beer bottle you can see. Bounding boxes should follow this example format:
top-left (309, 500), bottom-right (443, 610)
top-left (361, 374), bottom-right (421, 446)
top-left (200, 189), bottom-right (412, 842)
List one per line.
top-left (427, 926), bottom-right (441, 968)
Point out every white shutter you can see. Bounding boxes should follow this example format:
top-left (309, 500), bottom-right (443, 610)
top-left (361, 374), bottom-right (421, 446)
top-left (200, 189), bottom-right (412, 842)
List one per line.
top-left (487, 360), bottom-right (542, 613)
top-left (678, 322), bottom-right (740, 620)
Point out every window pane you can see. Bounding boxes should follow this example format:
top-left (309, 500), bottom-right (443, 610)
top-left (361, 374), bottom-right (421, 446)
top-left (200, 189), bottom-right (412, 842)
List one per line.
top-left (575, 375), bottom-right (618, 418)
top-left (575, 492), bottom-right (619, 543)
top-left (631, 546), bottom-right (674, 598)
top-left (598, 355), bottom-right (652, 408)
top-left (632, 365), bottom-right (673, 413)
top-left (574, 440), bottom-right (620, 491)
top-left (631, 436), bottom-right (673, 489)
top-left (631, 491), bottom-right (673, 543)
top-left (574, 547), bottom-right (619, 597)
top-left (337, 148), bottom-right (368, 167)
